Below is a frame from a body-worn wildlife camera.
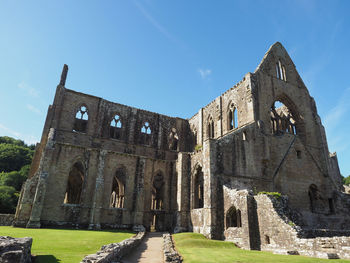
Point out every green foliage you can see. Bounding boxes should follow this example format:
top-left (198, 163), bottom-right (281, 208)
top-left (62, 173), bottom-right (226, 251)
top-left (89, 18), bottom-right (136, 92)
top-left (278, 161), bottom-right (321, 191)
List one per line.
top-left (194, 144), bottom-right (202, 151)
top-left (258, 191), bottom-right (282, 199)
top-left (173, 232), bottom-right (350, 263)
top-left (0, 227), bottom-right (134, 263)
top-left (0, 143), bottom-right (33, 173)
top-left (0, 185), bottom-right (18, 213)
top-left (343, 175), bottom-right (350, 186)
top-left (0, 136), bottom-right (34, 213)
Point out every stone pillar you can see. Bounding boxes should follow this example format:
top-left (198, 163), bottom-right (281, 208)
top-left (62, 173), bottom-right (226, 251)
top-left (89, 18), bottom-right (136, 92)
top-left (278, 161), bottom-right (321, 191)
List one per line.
top-left (203, 139), bottom-right (219, 239)
top-left (175, 152), bottom-right (191, 232)
top-left (26, 128), bottom-right (56, 228)
top-left (88, 150), bottom-right (107, 230)
top-left (133, 157), bottom-right (146, 226)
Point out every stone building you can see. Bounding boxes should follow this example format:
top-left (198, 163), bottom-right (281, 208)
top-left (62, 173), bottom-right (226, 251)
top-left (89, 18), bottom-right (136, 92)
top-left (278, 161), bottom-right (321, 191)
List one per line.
top-left (14, 42), bottom-right (350, 259)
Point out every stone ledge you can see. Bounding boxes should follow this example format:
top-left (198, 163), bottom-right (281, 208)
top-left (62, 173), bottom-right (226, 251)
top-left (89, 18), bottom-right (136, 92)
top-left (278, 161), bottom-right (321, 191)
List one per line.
top-left (81, 229), bottom-right (145, 263)
top-left (163, 233), bottom-right (182, 263)
top-left (0, 236), bottom-right (33, 263)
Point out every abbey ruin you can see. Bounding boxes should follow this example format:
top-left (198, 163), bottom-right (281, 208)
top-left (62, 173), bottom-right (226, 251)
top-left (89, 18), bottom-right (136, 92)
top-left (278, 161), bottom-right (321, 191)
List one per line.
top-left (14, 42), bottom-right (350, 259)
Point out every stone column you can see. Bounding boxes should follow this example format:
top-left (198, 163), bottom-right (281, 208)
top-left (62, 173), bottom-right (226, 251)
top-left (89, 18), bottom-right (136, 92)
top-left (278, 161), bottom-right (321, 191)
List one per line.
top-left (133, 157), bottom-right (146, 226)
top-left (88, 150), bottom-right (107, 230)
top-left (175, 152), bottom-right (191, 232)
top-left (26, 128), bottom-right (56, 228)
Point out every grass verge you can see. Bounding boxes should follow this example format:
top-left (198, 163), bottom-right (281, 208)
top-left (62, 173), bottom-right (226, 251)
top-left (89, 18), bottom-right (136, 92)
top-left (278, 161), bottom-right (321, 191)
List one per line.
top-left (173, 232), bottom-right (350, 263)
top-left (0, 226), bottom-right (134, 263)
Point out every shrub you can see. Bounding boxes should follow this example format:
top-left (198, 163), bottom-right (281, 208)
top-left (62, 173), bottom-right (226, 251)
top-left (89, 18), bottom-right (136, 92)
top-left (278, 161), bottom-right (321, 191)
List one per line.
top-left (258, 191), bottom-right (282, 199)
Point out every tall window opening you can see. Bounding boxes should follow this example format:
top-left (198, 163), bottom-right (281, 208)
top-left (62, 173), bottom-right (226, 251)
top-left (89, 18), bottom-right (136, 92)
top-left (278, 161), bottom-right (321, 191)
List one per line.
top-left (169, 128), bottom-right (179, 151)
top-left (110, 168), bottom-right (125, 208)
top-left (193, 128), bottom-right (198, 146)
top-left (73, 105), bottom-right (88, 133)
top-left (208, 117), bottom-right (214, 138)
top-left (193, 166), bottom-right (204, 209)
top-left (64, 162), bottom-right (84, 204)
top-left (226, 206), bottom-right (242, 228)
top-left (110, 114), bottom-right (122, 139)
top-left (151, 172), bottom-right (164, 210)
top-left (140, 121), bottom-right (152, 145)
top-left (276, 60), bottom-right (286, 81)
top-left (228, 103), bottom-right (238, 130)
top-left (270, 100), bottom-right (297, 135)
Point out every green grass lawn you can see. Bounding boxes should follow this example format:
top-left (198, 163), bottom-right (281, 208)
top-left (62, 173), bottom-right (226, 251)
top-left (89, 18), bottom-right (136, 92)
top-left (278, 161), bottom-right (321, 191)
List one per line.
top-left (173, 233), bottom-right (350, 263)
top-left (0, 226), bottom-right (134, 263)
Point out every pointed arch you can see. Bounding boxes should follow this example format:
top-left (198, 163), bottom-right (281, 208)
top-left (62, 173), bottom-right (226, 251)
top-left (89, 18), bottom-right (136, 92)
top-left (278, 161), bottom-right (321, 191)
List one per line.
top-left (270, 94), bottom-right (305, 138)
top-left (110, 167), bottom-right (126, 208)
top-left (226, 206), bottom-right (242, 228)
top-left (151, 171), bottom-right (164, 210)
top-left (193, 165), bottom-right (204, 209)
top-left (140, 121), bottom-right (152, 145)
top-left (208, 116), bottom-right (214, 139)
top-left (110, 113), bottom-right (122, 140)
top-left (168, 127), bottom-right (179, 151)
top-left (73, 105), bottom-right (89, 133)
top-left (64, 162), bottom-right (84, 204)
top-left (227, 102), bottom-right (238, 130)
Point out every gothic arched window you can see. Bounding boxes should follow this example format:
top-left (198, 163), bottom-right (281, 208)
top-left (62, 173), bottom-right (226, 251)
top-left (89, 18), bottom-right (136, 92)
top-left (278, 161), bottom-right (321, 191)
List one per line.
top-left (110, 168), bottom-right (126, 208)
top-left (208, 117), bottom-right (214, 139)
top-left (169, 128), bottom-right (179, 151)
top-left (270, 101), bottom-right (297, 135)
top-left (110, 114), bottom-right (122, 139)
top-left (226, 206), bottom-right (242, 228)
top-left (193, 166), bottom-right (204, 209)
top-left (64, 162), bottom-right (84, 204)
top-left (73, 105), bottom-right (88, 133)
top-left (151, 172), bottom-right (164, 210)
top-left (140, 121), bottom-right (152, 145)
top-left (228, 103), bottom-right (238, 130)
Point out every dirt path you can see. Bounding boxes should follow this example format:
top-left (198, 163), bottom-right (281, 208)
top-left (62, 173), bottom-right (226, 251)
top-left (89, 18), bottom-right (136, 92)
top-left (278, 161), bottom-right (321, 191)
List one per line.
top-left (121, 232), bottom-right (164, 263)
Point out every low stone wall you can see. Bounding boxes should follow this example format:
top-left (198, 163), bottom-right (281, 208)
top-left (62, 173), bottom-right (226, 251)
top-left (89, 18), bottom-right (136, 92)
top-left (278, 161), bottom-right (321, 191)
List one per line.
top-left (81, 231), bottom-right (145, 263)
top-left (0, 236), bottom-right (33, 263)
top-left (163, 233), bottom-right (182, 263)
top-left (255, 194), bottom-right (350, 259)
top-left (0, 214), bottom-right (15, 226)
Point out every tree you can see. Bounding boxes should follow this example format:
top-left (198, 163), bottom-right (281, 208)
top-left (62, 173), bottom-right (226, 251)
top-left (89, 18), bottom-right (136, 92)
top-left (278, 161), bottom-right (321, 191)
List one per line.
top-left (344, 175), bottom-right (350, 186)
top-left (0, 185), bottom-right (18, 214)
top-left (0, 144), bottom-right (33, 172)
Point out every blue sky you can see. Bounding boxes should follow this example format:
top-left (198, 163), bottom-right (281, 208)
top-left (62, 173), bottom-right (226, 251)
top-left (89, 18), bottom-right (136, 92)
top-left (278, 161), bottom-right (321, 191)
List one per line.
top-left (0, 0), bottom-right (349, 176)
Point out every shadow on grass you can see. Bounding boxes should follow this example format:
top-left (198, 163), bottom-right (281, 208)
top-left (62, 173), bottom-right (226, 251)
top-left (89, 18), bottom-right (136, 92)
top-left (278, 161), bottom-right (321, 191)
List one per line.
top-left (34, 255), bottom-right (61, 263)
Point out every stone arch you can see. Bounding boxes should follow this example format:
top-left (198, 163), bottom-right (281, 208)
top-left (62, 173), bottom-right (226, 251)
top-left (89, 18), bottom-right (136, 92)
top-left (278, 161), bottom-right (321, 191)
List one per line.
top-left (151, 170), bottom-right (164, 210)
top-left (110, 167), bottom-right (126, 208)
top-left (140, 121), bottom-right (152, 145)
top-left (193, 165), bottom-right (204, 209)
top-left (227, 101), bottom-right (238, 130)
top-left (64, 162), bottom-right (84, 204)
top-left (270, 94), bottom-right (305, 139)
top-left (73, 104), bottom-right (89, 133)
top-left (225, 206), bottom-right (242, 228)
top-left (168, 127), bottom-right (179, 151)
top-left (207, 115), bottom-right (214, 139)
top-left (109, 113), bottom-right (123, 140)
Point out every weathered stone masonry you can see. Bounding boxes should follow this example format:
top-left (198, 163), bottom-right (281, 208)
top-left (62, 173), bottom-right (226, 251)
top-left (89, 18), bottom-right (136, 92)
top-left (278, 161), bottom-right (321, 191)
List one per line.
top-left (14, 42), bottom-right (350, 259)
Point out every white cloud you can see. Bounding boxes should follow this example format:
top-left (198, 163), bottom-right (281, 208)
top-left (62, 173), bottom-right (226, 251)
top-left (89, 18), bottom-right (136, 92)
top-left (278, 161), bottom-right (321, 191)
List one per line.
top-left (198, 69), bottom-right (212, 79)
top-left (18, 81), bottom-right (39, 98)
top-left (26, 104), bottom-right (41, 115)
top-left (0, 123), bottom-right (39, 145)
top-left (133, 0), bottom-right (186, 49)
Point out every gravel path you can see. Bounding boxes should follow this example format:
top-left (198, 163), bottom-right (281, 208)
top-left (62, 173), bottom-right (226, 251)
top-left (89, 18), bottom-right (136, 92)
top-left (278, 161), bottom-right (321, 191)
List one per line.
top-left (122, 232), bottom-right (164, 263)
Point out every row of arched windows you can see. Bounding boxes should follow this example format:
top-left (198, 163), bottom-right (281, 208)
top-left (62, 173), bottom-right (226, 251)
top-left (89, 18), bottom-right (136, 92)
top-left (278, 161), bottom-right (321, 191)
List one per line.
top-left (72, 105), bottom-right (179, 149)
top-left (63, 162), bottom-right (165, 211)
top-left (206, 103), bottom-right (239, 140)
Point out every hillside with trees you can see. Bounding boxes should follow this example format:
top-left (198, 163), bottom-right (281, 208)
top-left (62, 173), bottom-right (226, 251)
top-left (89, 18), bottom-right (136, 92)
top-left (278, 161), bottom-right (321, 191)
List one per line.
top-left (0, 136), bottom-right (35, 213)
